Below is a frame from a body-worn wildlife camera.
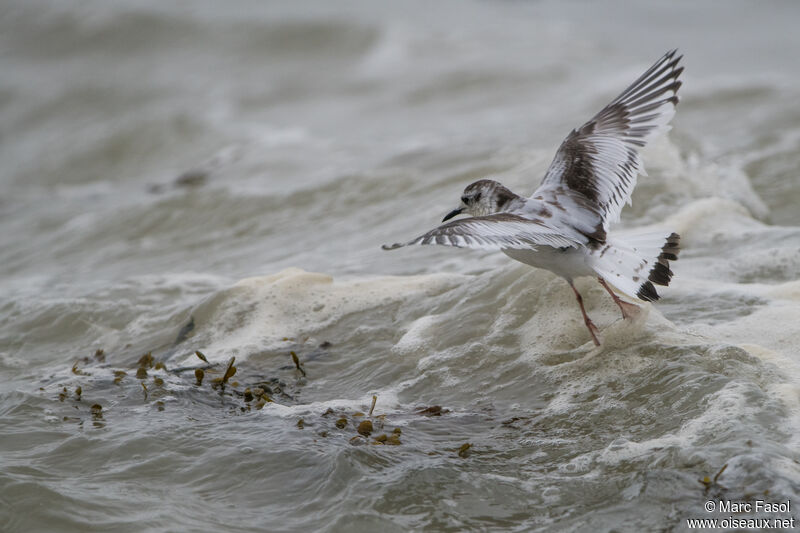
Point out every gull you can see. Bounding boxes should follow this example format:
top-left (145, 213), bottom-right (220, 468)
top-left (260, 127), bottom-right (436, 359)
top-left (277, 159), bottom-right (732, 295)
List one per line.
top-left (383, 50), bottom-right (683, 346)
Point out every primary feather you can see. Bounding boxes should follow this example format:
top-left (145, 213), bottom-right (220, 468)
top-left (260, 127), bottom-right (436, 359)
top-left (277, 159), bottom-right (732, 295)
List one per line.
top-left (533, 49), bottom-right (683, 232)
top-left (382, 50), bottom-right (685, 345)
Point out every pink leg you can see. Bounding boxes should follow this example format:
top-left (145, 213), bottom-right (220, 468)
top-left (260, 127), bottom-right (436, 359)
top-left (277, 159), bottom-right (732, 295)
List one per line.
top-left (570, 282), bottom-right (601, 346)
top-left (598, 278), bottom-right (641, 320)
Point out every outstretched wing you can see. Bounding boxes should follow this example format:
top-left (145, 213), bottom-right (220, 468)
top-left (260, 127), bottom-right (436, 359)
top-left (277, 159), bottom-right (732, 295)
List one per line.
top-left (382, 213), bottom-right (585, 251)
top-left (533, 50), bottom-right (683, 230)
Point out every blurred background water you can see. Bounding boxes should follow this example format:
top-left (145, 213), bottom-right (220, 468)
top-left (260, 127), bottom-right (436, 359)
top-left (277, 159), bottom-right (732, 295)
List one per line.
top-left (1, 1), bottom-right (800, 531)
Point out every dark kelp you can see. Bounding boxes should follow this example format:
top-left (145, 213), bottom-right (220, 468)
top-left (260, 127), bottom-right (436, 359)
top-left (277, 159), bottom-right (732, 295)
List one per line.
top-left (457, 443), bottom-right (472, 458)
top-left (368, 395), bottom-right (377, 417)
top-left (290, 351), bottom-right (306, 377)
top-left (45, 342), bottom-right (413, 451)
top-left (357, 420), bottom-right (373, 437)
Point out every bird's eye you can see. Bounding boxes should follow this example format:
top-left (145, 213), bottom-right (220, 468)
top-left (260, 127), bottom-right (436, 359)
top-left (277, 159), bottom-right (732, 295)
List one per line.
top-left (461, 196), bottom-right (469, 204)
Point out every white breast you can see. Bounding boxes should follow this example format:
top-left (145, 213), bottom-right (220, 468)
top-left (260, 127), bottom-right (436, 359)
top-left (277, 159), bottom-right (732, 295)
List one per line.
top-left (502, 246), bottom-right (594, 282)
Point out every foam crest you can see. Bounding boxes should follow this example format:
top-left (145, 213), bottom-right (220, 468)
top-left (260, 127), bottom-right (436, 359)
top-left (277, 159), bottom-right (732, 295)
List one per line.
top-left (635, 137), bottom-right (769, 221)
top-left (181, 267), bottom-right (466, 363)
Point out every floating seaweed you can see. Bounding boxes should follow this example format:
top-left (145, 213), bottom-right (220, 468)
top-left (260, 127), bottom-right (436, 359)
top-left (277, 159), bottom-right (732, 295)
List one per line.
top-left (457, 443), bottom-right (472, 458)
top-left (45, 338), bottom-right (404, 446)
top-left (210, 357), bottom-right (237, 388)
top-left (501, 416), bottom-right (527, 428)
top-left (90, 403), bottom-right (105, 428)
top-left (700, 464), bottom-right (728, 491)
top-left (290, 351), bottom-right (306, 377)
top-left (416, 406), bottom-right (450, 417)
top-left (223, 357), bottom-right (236, 381)
top-left (385, 433), bottom-right (401, 446)
top-left (71, 361), bottom-right (88, 376)
top-left (357, 420), bottom-right (373, 437)
top-left (137, 352), bottom-right (154, 368)
top-left (368, 395), bottom-right (377, 417)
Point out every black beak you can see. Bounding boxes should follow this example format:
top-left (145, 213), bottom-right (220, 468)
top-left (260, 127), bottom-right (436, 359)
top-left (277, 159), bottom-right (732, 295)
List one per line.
top-left (442, 207), bottom-right (464, 222)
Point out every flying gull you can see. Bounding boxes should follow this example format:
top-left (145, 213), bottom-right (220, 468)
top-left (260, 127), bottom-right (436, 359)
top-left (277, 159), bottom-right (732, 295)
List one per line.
top-left (383, 50), bottom-right (683, 346)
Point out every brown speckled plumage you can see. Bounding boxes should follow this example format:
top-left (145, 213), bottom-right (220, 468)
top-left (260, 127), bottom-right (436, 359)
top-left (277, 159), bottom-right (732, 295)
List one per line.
top-left (383, 51), bottom-right (685, 346)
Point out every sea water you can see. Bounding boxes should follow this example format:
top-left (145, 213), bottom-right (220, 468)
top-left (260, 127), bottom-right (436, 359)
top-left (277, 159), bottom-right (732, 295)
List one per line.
top-left (1, 1), bottom-right (799, 531)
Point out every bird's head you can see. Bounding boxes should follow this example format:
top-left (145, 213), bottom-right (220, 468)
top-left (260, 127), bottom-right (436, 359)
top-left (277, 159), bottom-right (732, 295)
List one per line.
top-left (441, 179), bottom-right (519, 221)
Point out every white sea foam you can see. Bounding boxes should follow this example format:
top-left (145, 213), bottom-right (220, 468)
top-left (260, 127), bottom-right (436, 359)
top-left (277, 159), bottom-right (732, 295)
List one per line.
top-left (4, 2), bottom-right (800, 530)
top-left (180, 267), bottom-right (466, 364)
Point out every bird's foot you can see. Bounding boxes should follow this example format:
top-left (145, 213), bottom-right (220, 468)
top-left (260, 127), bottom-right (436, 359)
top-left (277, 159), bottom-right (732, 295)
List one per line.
top-left (616, 299), bottom-right (642, 320)
top-left (586, 318), bottom-right (601, 346)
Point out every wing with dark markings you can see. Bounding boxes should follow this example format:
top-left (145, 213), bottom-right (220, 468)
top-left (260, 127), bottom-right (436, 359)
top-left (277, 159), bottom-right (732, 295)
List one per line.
top-left (533, 50), bottom-right (684, 229)
top-left (382, 213), bottom-right (585, 251)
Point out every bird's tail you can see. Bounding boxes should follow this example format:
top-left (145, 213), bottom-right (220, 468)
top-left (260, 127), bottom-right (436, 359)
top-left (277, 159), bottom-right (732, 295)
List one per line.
top-left (589, 230), bottom-right (680, 302)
